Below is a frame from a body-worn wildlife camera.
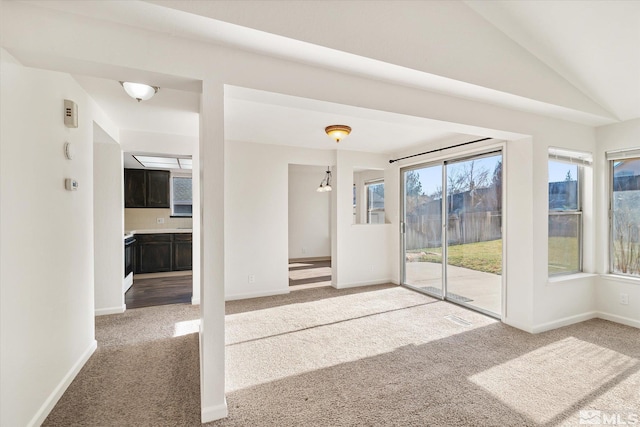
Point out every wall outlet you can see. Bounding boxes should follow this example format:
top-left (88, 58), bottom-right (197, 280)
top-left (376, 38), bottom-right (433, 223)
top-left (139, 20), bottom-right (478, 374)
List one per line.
top-left (156, 217), bottom-right (165, 224)
top-left (301, 247), bottom-right (306, 254)
top-left (619, 293), bottom-right (629, 305)
top-left (248, 274), bottom-right (255, 284)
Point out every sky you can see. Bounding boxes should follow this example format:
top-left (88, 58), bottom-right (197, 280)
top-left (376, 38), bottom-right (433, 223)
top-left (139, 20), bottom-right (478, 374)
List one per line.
top-left (406, 155), bottom-right (576, 197)
top-left (549, 161), bottom-right (578, 183)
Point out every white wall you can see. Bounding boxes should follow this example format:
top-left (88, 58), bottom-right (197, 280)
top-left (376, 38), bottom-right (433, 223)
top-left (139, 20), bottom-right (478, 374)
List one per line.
top-left (333, 150), bottom-right (394, 288)
top-left (93, 127), bottom-right (125, 316)
top-left (288, 164), bottom-right (331, 260)
top-left (595, 119), bottom-right (640, 328)
top-left (225, 141), bottom-right (334, 300)
top-left (0, 50), bottom-right (116, 427)
top-left (227, 143), bottom-right (394, 297)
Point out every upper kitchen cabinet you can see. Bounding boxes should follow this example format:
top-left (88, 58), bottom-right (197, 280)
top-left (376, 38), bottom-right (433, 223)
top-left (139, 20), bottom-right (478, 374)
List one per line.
top-left (124, 169), bottom-right (146, 207)
top-left (146, 170), bottom-right (170, 208)
top-left (124, 169), bottom-right (170, 208)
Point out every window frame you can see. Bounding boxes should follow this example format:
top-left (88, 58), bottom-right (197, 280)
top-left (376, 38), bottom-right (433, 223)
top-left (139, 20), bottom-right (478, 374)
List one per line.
top-left (170, 173), bottom-right (193, 218)
top-left (608, 152), bottom-right (640, 277)
top-left (548, 158), bottom-right (584, 277)
top-left (365, 179), bottom-right (384, 224)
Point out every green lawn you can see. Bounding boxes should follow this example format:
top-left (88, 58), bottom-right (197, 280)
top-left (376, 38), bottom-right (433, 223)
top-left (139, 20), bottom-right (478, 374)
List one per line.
top-left (408, 237), bottom-right (581, 276)
top-left (548, 236), bottom-right (579, 275)
top-left (409, 239), bottom-right (503, 275)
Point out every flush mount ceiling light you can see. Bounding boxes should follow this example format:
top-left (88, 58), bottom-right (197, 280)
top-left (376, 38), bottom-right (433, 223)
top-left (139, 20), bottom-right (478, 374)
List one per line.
top-left (325, 125), bottom-right (351, 143)
top-left (316, 167), bottom-right (333, 192)
top-left (120, 81), bottom-right (159, 102)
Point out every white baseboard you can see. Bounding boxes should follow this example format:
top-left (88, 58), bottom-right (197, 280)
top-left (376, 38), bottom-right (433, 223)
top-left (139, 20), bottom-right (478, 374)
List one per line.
top-left (201, 398), bottom-right (228, 423)
top-left (502, 317), bottom-right (534, 334)
top-left (28, 339), bottom-right (97, 427)
top-left (334, 279), bottom-right (394, 289)
top-left (597, 311), bottom-right (640, 329)
top-left (505, 311), bottom-right (639, 334)
top-left (531, 311), bottom-right (598, 334)
top-left (95, 305), bottom-right (126, 316)
top-left (225, 288), bottom-right (289, 301)
top-left (191, 297), bottom-right (200, 305)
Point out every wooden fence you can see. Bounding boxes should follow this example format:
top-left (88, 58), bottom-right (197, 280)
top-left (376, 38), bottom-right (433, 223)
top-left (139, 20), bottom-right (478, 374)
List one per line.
top-left (406, 211), bottom-right (502, 250)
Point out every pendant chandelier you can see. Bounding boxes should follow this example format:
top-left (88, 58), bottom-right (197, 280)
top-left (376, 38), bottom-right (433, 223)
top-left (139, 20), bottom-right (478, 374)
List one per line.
top-left (317, 167), bottom-right (333, 192)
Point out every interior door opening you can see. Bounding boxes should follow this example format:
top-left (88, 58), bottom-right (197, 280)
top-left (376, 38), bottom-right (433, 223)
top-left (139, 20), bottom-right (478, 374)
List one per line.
top-left (401, 150), bottom-right (503, 318)
top-left (288, 164), bottom-right (332, 290)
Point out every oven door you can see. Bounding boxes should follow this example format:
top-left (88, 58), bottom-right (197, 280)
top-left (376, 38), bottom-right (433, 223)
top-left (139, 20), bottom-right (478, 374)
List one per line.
top-left (124, 237), bottom-right (135, 278)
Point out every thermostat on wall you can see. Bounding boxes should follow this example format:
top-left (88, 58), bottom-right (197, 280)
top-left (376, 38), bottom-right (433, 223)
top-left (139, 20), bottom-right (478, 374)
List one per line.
top-left (64, 99), bottom-right (78, 128)
top-left (65, 178), bottom-right (79, 191)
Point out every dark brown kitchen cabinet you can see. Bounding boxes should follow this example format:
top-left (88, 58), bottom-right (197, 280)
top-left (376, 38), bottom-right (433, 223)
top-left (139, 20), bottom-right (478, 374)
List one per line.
top-left (133, 233), bottom-right (192, 274)
top-left (124, 169), bottom-right (146, 208)
top-left (173, 234), bottom-right (193, 271)
top-left (135, 234), bottom-right (173, 273)
top-left (146, 170), bottom-right (170, 208)
top-left (124, 169), bottom-right (170, 208)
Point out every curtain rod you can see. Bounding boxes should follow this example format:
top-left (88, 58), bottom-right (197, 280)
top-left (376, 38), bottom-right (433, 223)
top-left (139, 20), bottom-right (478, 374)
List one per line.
top-left (389, 137), bottom-right (492, 164)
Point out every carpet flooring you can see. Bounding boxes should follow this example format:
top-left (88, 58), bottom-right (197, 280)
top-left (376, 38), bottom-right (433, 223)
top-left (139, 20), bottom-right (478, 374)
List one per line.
top-left (44, 285), bottom-right (640, 426)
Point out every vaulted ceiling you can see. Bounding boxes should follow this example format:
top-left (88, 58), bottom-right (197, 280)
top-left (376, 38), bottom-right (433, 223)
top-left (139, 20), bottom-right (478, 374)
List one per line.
top-left (3, 0), bottom-right (638, 152)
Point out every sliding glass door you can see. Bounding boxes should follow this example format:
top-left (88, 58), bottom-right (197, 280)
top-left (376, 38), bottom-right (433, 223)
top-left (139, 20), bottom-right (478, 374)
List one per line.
top-left (401, 151), bottom-right (503, 317)
top-left (403, 164), bottom-right (444, 296)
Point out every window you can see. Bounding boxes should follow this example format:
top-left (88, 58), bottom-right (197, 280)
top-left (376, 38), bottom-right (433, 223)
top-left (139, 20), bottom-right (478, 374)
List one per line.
top-left (171, 175), bottom-right (192, 217)
top-left (365, 180), bottom-right (384, 224)
top-left (548, 148), bottom-right (591, 276)
top-left (609, 150), bottom-right (640, 277)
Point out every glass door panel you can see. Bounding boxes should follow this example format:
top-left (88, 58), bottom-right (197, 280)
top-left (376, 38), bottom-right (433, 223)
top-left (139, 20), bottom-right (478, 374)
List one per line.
top-left (445, 153), bottom-right (502, 317)
top-left (403, 165), bottom-right (444, 297)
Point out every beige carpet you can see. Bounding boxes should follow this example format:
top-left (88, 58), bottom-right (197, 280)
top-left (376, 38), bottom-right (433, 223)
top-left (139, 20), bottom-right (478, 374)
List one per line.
top-left (43, 304), bottom-right (202, 426)
top-left (44, 285), bottom-right (640, 426)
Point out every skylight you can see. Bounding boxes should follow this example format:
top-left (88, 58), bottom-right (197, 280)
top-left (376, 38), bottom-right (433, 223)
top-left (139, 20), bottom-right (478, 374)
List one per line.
top-left (133, 155), bottom-right (192, 170)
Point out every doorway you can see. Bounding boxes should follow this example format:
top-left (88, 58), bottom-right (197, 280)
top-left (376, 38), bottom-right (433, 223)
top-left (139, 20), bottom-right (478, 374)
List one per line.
top-left (288, 164), bottom-right (332, 289)
top-left (401, 150), bottom-right (503, 317)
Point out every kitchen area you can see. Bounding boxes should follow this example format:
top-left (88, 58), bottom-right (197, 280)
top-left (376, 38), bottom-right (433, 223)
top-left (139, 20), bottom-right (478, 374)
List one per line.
top-left (123, 155), bottom-right (193, 309)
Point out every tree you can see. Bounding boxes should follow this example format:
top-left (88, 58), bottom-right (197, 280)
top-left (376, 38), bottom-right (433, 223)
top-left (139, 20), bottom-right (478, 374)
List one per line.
top-left (492, 160), bottom-right (502, 187)
top-left (492, 160), bottom-right (503, 210)
top-left (447, 160), bottom-right (490, 195)
top-left (405, 170), bottom-right (423, 196)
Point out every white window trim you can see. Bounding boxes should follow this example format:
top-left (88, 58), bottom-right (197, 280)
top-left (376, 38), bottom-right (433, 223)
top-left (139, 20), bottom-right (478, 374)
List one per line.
top-left (365, 179), bottom-right (384, 224)
top-left (548, 156), bottom-right (585, 277)
top-left (608, 151), bottom-right (640, 277)
top-left (170, 172), bottom-right (193, 217)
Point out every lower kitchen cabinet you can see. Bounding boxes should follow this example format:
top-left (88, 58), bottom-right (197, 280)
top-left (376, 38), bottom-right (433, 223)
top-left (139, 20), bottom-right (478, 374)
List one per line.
top-left (134, 233), bottom-right (192, 274)
top-left (135, 234), bottom-right (172, 273)
top-left (173, 234), bottom-right (193, 271)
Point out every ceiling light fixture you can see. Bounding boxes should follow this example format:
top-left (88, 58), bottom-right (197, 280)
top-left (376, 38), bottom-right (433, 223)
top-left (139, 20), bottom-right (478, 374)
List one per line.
top-left (133, 155), bottom-right (191, 169)
top-left (120, 81), bottom-right (159, 102)
top-left (316, 167), bottom-right (333, 192)
top-left (325, 125), bottom-right (351, 143)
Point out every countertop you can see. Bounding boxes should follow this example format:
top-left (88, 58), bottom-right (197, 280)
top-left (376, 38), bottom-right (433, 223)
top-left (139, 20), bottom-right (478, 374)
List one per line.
top-left (124, 229), bottom-right (192, 239)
